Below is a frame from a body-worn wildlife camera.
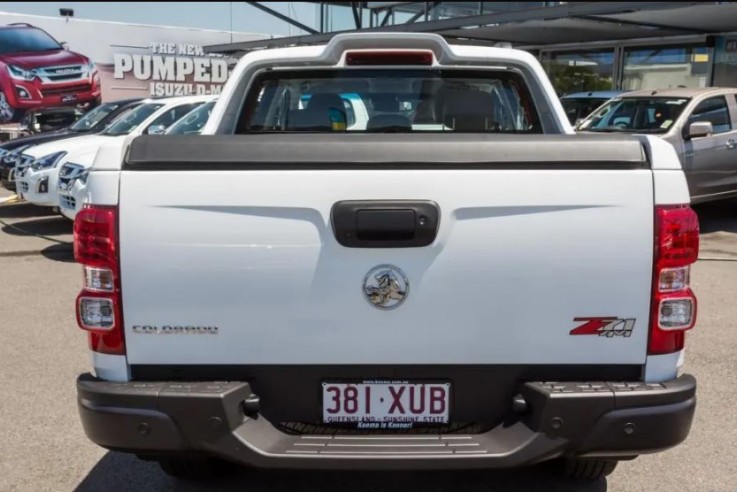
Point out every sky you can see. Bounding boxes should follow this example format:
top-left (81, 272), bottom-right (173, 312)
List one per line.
top-left (0, 2), bottom-right (320, 36)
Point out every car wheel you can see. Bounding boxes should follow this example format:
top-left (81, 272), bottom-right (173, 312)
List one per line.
top-left (0, 92), bottom-right (15, 123)
top-left (555, 458), bottom-right (619, 480)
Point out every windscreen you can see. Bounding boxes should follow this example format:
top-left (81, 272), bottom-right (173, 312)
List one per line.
top-left (238, 69), bottom-right (541, 133)
top-left (561, 98), bottom-right (608, 125)
top-left (103, 103), bottom-right (163, 136)
top-left (166, 101), bottom-right (215, 135)
top-left (0, 27), bottom-right (61, 54)
top-left (70, 103), bottom-right (125, 131)
top-left (578, 97), bottom-right (690, 133)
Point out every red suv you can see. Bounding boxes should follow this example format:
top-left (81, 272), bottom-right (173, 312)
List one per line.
top-left (0, 23), bottom-right (101, 123)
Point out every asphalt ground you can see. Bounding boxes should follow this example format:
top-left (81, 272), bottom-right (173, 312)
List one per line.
top-left (1, 190), bottom-right (736, 492)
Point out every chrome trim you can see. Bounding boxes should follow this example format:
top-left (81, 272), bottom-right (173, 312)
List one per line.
top-left (34, 64), bottom-right (88, 83)
top-left (58, 162), bottom-right (86, 193)
top-left (363, 264), bottom-right (409, 310)
top-left (14, 154), bottom-right (35, 178)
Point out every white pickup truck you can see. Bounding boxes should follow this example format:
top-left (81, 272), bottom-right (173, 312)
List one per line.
top-left (73, 33), bottom-right (699, 482)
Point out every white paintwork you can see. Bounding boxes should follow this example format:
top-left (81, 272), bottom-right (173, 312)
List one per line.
top-left (644, 351), bottom-right (684, 383)
top-left (90, 352), bottom-right (129, 382)
top-left (119, 169), bottom-right (655, 365)
top-left (84, 167), bottom-right (121, 206)
top-left (54, 95), bottom-right (216, 219)
top-left (637, 135), bottom-right (693, 206)
top-left (16, 135), bottom-right (100, 207)
top-left (84, 33), bottom-right (691, 380)
top-left (16, 166), bottom-right (58, 207)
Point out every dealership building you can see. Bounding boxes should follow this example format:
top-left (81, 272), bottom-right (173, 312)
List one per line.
top-left (206, 2), bottom-right (737, 96)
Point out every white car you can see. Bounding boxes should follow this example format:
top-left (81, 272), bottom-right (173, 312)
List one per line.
top-left (73, 33), bottom-right (698, 482)
top-left (16, 95), bottom-right (214, 210)
top-left (58, 99), bottom-right (216, 220)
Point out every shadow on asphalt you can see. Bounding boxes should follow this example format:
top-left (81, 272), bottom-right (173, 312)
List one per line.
top-left (41, 242), bottom-right (74, 263)
top-left (0, 202), bottom-right (54, 219)
top-left (1, 216), bottom-right (72, 237)
top-left (694, 200), bottom-right (737, 235)
top-left (75, 452), bottom-right (607, 492)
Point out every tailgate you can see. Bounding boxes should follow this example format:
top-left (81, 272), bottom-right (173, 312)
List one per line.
top-left (119, 134), bottom-right (653, 366)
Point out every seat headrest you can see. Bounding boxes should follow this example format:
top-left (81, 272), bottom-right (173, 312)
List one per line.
top-left (288, 93), bottom-right (347, 131)
top-left (439, 90), bottom-right (495, 131)
top-left (307, 93), bottom-right (345, 112)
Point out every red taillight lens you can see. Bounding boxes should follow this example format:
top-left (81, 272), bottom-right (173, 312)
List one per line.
top-left (345, 50), bottom-right (433, 66)
top-left (649, 205), bottom-right (699, 355)
top-left (74, 206), bottom-right (124, 355)
top-left (74, 207), bottom-right (117, 268)
top-left (655, 206), bottom-right (699, 268)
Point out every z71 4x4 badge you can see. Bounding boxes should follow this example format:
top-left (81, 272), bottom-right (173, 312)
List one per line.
top-left (570, 317), bottom-right (635, 337)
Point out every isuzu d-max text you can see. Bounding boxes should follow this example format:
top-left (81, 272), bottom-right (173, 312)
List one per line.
top-left (73, 33), bottom-right (699, 482)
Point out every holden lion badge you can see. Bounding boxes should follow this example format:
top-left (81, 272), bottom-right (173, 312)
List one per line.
top-left (363, 265), bottom-right (409, 310)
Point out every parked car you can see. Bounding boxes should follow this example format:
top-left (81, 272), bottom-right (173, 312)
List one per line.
top-left (560, 91), bottom-right (625, 126)
top-left (577, 87), bottom-right (737, 203)
top-left (72, 33), bottom-right (698, 482)
top-left (15, 95), bottom-right (214, 209)
top-left (0, 98), bottom-right (144, 190)
top-left (58, 99), bottom-right (217, 220)
top-left (0, 23), bottom-right (101, 124)
top-left (161, 99), bottom-right (216, 135)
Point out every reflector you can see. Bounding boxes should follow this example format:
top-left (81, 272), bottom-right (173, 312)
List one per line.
top-left (79, 297), bottom-right (115, 330)
top-left (84, 266), bottom-right (115, 292)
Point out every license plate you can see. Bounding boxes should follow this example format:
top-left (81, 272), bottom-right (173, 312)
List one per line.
top-left (322, 381), bottom-right (450, 429)
top-left (61, 94), bottom-right (78, 103)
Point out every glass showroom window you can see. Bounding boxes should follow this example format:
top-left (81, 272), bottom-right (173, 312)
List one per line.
top-left (713, 37), bottom-right (737, 87)
top-left (622, 45), bottom-right (709, 91)
top-left (541, 49), bottom-right (615, 97)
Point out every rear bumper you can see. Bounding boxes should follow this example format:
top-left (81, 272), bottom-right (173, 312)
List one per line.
top-left (77, 373), bottom-right (696, 470)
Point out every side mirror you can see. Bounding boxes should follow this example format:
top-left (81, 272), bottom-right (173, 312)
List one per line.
top-left (685, 121), bottom-right (713, 140)
top-left (60, 41), bottom-right (69, 50)
top-left (147, 124), bottom-right (167, 135)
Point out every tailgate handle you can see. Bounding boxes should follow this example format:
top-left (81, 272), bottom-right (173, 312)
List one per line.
top-left (331, 200), bottom-right (440, 248)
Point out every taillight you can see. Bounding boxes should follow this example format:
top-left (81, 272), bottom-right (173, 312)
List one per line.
top-left (74, 205), bottom-right (124, 355)
top-left (345, 50), bottom-right (433, 66)
top-left (649, 205), bottom-right (699, 355)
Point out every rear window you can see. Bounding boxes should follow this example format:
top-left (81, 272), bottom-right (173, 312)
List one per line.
top-left (237, 69), bottom-right (541, 134)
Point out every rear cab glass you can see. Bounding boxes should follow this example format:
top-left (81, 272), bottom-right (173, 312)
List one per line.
top-left (236, 69), bottom-right (542, 134)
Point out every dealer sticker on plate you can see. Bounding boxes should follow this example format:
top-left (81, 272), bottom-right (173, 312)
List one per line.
top-left (322, 381), bottom-right (450, 429)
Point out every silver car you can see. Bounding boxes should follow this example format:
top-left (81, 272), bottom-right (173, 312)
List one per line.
top-left (577, 88), bottom-right (737, 204)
